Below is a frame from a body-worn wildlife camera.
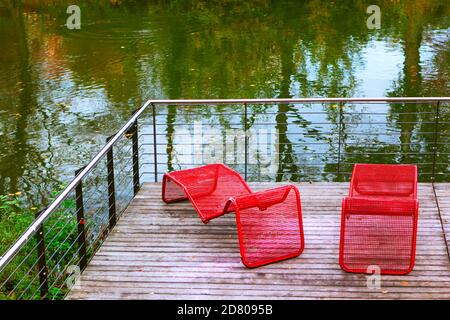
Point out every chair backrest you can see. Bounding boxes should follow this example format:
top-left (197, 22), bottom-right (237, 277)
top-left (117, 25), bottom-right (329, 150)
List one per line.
top-left (349, 164), bottom-right (417, 199)
top-left (232, 185), bottom-right (292, 211)
top-left (168, 164), bottom-right (222, 199)
top-left (166, 164), bottom-right (252, 222)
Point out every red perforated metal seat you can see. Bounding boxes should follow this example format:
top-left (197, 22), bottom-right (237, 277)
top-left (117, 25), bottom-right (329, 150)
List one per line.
top-left (162, 164), bottom-right (304, 267)
top-left (339, 164), bottom-right (419, 275)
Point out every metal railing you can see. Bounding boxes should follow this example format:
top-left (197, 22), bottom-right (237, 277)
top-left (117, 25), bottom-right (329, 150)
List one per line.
top-left (0, 97), bottom-right (449, 299)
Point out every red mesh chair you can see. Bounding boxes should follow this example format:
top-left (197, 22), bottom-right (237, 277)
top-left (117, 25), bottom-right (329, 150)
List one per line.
top-left (162, 164), bottom-right (304, 267)
top-left (339, 164), bottom-right (419, 275)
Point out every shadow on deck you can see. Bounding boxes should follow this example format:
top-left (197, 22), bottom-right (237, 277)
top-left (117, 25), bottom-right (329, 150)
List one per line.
top-left (67, 182), bottom-right (450, 300)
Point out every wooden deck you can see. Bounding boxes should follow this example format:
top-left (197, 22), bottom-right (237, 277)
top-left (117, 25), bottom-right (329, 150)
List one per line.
top-left (67, 182), bottom-right (450, 300)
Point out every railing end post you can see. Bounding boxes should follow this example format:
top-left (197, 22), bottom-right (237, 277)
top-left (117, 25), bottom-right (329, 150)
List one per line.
top-left (34, 209), bottom-right (49, 300)
top-left (74, 167), bottom-right (88, 272)
top-left (152, 103), bottom-right (158, 183)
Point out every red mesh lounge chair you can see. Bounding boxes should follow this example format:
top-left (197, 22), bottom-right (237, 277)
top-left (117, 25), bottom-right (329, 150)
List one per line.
top-left (339, 164), bottom-right (419, 275)
top-left (162, 164), bottom-right (304, 268)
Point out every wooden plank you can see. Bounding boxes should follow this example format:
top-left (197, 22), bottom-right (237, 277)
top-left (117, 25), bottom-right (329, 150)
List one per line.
top-left (434, 183), bottom-right (450, 260)
top-left (66, 182), bottom-right (450, 300)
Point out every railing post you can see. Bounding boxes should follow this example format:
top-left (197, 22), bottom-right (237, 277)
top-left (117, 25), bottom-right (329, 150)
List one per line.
top-left (130, 112), bottom-right (140, 195)
top-left (244, 103), bottom-right (248, 181)
top-left (125, 109), bottom-right (141, 194)
top-left (431, 101), bottom-right (441, 182)
top-left (34, 209), bottom-right (49, 299)
top-left (336, 103), bottom-right (344, 181)
top-left (152, 103), bottom-right (158, 182)
top-left (106, 136), bottom-right (117, 230)
top-left (74, 167), bottom-right (87, 271)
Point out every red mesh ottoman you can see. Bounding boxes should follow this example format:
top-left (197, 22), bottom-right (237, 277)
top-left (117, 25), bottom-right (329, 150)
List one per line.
top-left (224, 185), bottom-right (304, 267)
top-left (162, 164), bottom-right (304, 267)
top-left (339, 164), bottom-right (419, 275)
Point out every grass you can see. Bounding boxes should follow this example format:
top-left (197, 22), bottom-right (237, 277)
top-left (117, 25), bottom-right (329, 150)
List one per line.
top-left (0, 188), bottom-right (81, 300)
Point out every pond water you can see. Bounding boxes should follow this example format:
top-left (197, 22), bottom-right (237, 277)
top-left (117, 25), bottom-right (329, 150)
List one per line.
top-left (0, 0), bottom-right (449, 209)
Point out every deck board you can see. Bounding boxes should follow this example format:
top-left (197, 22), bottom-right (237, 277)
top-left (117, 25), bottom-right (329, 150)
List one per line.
top-left (67, 182), bottom-right (450, 300)
top-left (434, 183), bottom-right (450, 259)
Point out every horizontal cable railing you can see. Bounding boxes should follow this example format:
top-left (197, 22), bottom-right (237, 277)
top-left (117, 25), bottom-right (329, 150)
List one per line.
top-left (138, 99), bottom-right (449, 183)
top-left (0, 101), bottom-right (148, 299)
top-left (0, 97), bottom-right (449, 299)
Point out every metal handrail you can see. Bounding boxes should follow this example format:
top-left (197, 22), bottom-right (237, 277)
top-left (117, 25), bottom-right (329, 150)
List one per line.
top-left (0, 96), bottom-right (449, 271)
top-left (0, 99), bottom-right (150, 271)
top-left (127, 97), bottom-right (450, 104)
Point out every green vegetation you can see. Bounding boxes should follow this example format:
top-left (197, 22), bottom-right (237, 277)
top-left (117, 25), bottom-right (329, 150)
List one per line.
top-left (0, 193), bottom-right (35, 299)
top-left (0, 189), bottom-right (80, 299)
